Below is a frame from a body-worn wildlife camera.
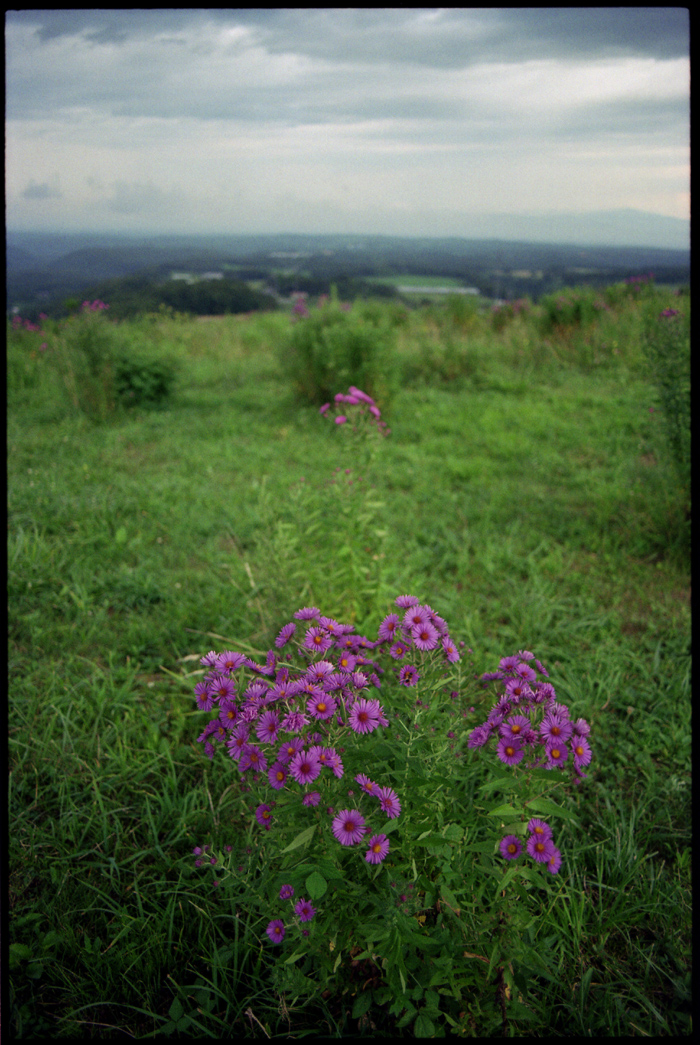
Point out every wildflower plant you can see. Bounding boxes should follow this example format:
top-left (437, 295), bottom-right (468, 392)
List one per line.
top-left (642, 302), bottom-right (690, 490)
top-left (190, 604), bottom-right (592, 1028)
top-left (187, 383), bottom-right (594, 1033)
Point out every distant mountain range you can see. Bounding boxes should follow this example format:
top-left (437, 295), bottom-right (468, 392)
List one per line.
top-left (444, 209), bottom-right (689, 251)
top-left (6, 219), bottom-right (690, 317)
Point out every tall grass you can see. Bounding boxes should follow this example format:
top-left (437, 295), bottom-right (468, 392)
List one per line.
top-left (8, 283), bottom-right (690, 1036)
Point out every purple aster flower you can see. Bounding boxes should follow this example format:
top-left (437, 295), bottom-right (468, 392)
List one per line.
top-left (546, 847), bottom-right (562, 874)
top-left (527, 834), bottom-right (555, 863)
top-left (304, 626), bottom-right (333, 654)
top-left (294, 606), bottom-right (320, 621)
top-left (514, 662), bottom-right (538, 682)
top-left (277, 736), bottom-right (305, 763)
top-left (268, 762), bottom-right (288, 790)
top-left (289, 749), bottom-right (322, 785)
top-left (540, 713), bottom-right (573, 745)
top-left (571, 717), bottom-right (591, 737)
top-left (281, 710), bottom-right (309, 733)
top-left (275, 622), bottom-right (296, 648)
top-left (377, 614), bottom-right (401, 643)
top-left (266, 920), bottom-right (285, 944)
top-left (467, 725), bottom-right (490, 748)
top-left (335, 415), bottom-right (347, 425)
top-left (307, 691), bottom-right (337, 721)
top-left (571, 735), bottom-right (592, 768)
top-left (355, 773), bottom-right (380, 796)
top-left (499, 715), bottom-right (531, 741)
top-left (398, 664), bottom-right (420, 687)
top-left (377, 786), bottom-right (401, 819)
top-left (226, 724), bottom-right (250, 760)
top-left (302, 791), bottom-right (321, 806)
top-left (349, 697), bottom-right (381, 734)
top-left (403, 604), bottom-right (430, 631)
top-left (332, 810), bottom-right (366, 846)
top-left (504, 678), bottom-right (534, 704)
top-left (279, 884), bottom-right (294, 899)
top-left (256, 709), bottom-right (281, 744)
top-left (336, 651), bottom-right (357, 673)
top-left (194, 681), bottom-right (215, 711)
top-left (395, 594), bottom-right (420, 609)
top-left (499, 835), bottom-right (522, 860)
top-left (497, 737), bottom-right (525, 767)
top-left (442, 636), bottom-right (460, 662)
top-left (219, 700), bottom-right (239, 729)
top-left (412, 621), bottom-right (439, 651)
top-left (527, 818), bottom-right (553, 841)
top-left (545, 742), bottom-right (569, 768)
top-left (209, 675), bottom-right (236, 703)
top-left (365, 834), bottom-right (390, 864)
top-left (325, 750), bottom-right (344, 778)
top-left (390, 641), bottom-right (410, 659)
top-left (255, 803), bottom-right (274, 830)
top-left (498, 655), bottom-right (520, 672)
top-left (216, 650), bottom-right (246, 673)
top-left (305, 660), bottom-right (335, 684)
top-left (200, 650), bottom-right (219, 668)
top-left (239, 744), bottom-right (268, 774)
top-left (294, 898), bottom-right (316, 922)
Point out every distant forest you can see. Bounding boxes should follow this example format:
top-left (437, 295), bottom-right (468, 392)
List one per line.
top-left (7, 231), bottom-right (690, 320)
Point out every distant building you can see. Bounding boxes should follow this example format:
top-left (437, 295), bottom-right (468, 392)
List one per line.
top-left (397, 286), bottom-right (480, 295)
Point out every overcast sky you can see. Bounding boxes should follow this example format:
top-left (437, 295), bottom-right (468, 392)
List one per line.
top-left (5, 8), bottom-right (690, 241)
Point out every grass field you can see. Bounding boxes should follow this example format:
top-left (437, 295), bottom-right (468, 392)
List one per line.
top-left (8, 286), bottom-right (691, 1037)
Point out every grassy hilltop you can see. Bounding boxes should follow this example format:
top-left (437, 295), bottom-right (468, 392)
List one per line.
top-left (8, 280), bottom-right (690, 1037)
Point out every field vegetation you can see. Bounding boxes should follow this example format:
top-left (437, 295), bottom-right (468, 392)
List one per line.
top-left (8, 279), bottom-right (690, 1037)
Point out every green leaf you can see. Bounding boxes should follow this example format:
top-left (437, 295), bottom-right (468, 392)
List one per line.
top-left (280, 824), bottom-right (317, 853)
top-left (442, 823), bottom-right (463, 841)
top-left (525, 797), bottom-right (579, 822)
top-left (487, 803), bottom-right (522, 818)
top-left (351, 991), bottom-right (373, 1019)
top-left (168, 998), bottom-right (184, 1022)
top-left (305, 870), bottom-right (327, 900)
top-left (414, 1011), bottom-right (436, 1037)
top-left (9, 943), bottom-right (33, 968)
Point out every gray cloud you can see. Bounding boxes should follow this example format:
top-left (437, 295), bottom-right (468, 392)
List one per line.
top-left (22, 179), bottom-right (63, 200)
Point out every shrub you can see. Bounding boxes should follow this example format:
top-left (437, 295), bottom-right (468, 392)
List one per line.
top-left (279, 292), bottom-right (398, 408)
top-left (642, 303), bottom-right (690, 489)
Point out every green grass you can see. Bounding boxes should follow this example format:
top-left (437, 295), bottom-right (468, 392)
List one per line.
top-left (8, 287), bottom-right (690, 1036)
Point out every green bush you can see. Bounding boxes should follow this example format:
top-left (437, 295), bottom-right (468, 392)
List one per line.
top-left (279, 292), bottom-right (398, 408)
top-left (642, 302), bottom-right (690, 489)
top-left (48, 302), bottom-right (178, 420)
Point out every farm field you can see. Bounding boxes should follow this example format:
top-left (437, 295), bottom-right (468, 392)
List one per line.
top-left (8, 283), bottom-right (690, 1037)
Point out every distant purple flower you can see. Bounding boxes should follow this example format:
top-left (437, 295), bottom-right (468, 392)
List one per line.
top-left (412, 621), bottom-right (439, 651)
top-left (305, 626), bottom-right (333, 654)
top-left (294, 898), bottom-right (316, 922)
top-left (239, 744), bottom-right (268, 774)
top-left (266, 920), bottom-right (285, 944)
top-left (255, 803), bottom-right (274, 830)
top-left (302, 791), bottom-right (321, 806)
top-left (365, 834), bottom-right (390, 864)
top-left (294, 606), bottom-right (320, 621)
top-left (395, 594), bottom-right (419, 609)
top-left (527, 834), bottom-right (555, 863)
top-left (390, 641), bottom-right (410, 660)
top-left (527, 818), bottom-right (553, 842)
top-left (289, 749), bottom-right (322, 785)
top-left (335, 415), bottom-right (347, 425)
top-left (279, 884), bottom-right (294, 900)
top-left (332, 809), bottom-right (366, 845)
top-left (307, 691), bottom-right (337, 721)
top-left (275, 622), bottom-right (296, 648)
top-left (349, 697), bottom-right (381, 734)
top-left (377, 613), bottom-right (400, 643)
top-left (499, 835), bottom-right (522, 860)
top-left (256, 710), bottom-right (281, 744)
top-left (216, 650), bottom-right (246, 673)
top-left (497, 737), bottom-right (525, 766)
top-left (442, 636), bottom-right (460, 662)
top-left (355, 773), bottom-right (380, 796)
top-left (545, 742), bottom-right (569, 769)
top-left (499, 715), bottom-right (531, 741)
top-left (268, 762), bottom-right (288, 790)
top-left (571, 735), bottom-right (592, 768)
top-left (377, 786), bottom-right (401, 819)
top-left (398, 664), bottom-right (420, 687)
top-left (546, 847), bottom-right (563, 874)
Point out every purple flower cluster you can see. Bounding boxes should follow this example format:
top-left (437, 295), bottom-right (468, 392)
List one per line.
top-left (319, 385), bottom-right (389, 435)
top-left (468, 650), bottom-right (591, 780)
top-left (265, 885), bottom-right (318, 944)
top-left (499, 818), bottom-right (563, 875)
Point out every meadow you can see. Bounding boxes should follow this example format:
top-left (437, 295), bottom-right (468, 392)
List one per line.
top-left (7, 282), bottom-right (691, 1037)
